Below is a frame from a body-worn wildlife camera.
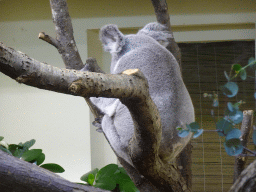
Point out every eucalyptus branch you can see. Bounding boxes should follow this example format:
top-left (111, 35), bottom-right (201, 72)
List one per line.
top-left (243, 147), bottom-right (256, 156)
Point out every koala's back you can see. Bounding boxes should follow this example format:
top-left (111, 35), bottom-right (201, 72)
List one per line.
top-left (112, 34), bottom-right (194, 162)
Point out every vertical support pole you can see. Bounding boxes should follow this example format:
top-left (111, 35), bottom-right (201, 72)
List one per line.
top-left (233, 110), bottom-right (254, 183)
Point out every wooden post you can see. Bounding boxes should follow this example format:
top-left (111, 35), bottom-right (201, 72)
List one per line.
top-left (233, 110), bottom-right (254, 183)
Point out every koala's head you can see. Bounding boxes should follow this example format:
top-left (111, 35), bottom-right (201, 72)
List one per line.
top-left (137, 22), bottom-right (173, 47)
top-left (99, 22), bottom-right (173, 54)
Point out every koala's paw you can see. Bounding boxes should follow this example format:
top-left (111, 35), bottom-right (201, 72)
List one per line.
top-left (92, 117), bottom-right (103, 132)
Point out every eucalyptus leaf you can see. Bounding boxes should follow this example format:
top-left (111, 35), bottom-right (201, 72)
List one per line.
top-left (22, 149), bottom-right (42, 162)
top-left (239, 69), bottom-right (246, 80)
top-left (0, 136), bottom-right (4, 141)
top-left (248, 57), bottom-right (255, 64)
top-left (178, 130), bottom-right (190, 138)
top-left (216, 119), bottom-right (233, 136)
top-left (227, 110), bottom-right (243, 124)
top-left (225, 129), bottom-right (241, 141)
top-left (224, 71), bottom-right (230, 81)
top-left (253, 130), bottom-right (256, 145)
top-left (224, 129), bottom-right (243, 156)
top-left (187, 122), bottom-right (200, 132)
top-left (220, 82), bottom-right (238, 98)
top-left (232, 64), bottom-right (242, 73)
top-left (227, 102), bottom-right (233, 112)
top-left (248, 57), bottom-right (256, 69)
top-left (40, 163), bottom-right (65, 173)
top-left (193, 129), bottom-right (204, 138)
top-left (224, 141), bottom-right (243, 156)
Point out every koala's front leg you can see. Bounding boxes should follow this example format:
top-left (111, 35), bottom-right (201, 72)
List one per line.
top-left (80, 58), bottom-right (106, 131)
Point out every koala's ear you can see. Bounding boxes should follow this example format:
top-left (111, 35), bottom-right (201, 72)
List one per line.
top-left (100, 24), bottom-right (125, 53)
top-left (137, 22), bottom-right (173, 47)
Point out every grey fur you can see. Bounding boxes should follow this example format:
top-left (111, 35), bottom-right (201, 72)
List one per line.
top-left (90, 22), bottom-right (194, 166)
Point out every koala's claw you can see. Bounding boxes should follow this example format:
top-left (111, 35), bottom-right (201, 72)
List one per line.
top-left (92, 117), bottom-right (103, 129)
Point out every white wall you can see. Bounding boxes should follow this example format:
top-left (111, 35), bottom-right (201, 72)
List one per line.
top-left (0, 20), bottom-right (91, 182)
top-left (0, 12), bottom-right (255, 182)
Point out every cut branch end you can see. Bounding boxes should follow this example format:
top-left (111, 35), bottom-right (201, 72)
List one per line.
top-left (38, 32), bottom-right (59, 49)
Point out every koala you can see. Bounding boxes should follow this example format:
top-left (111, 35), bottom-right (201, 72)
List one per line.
top-left (90, 22), bottom-right (194, 165)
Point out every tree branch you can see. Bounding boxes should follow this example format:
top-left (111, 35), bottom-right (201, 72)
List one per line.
top-left (38, 32), bottom-right (60, 49)
top-left (233, 110), bottom-right (254, 183)
top-left (46, 0), bottom-right (104, 131)
top-left (0, 43), bottom-right (149, 100)
top-left (48, 0), bottom-right (83, 70)
top-left (0, 150), bottom-right (109, 192)
top-left (150, 0), bottom-right (181, 65)
top-left (229, 158), bottom-right (256, 192)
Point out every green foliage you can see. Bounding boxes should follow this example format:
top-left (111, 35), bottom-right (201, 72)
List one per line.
top-left (225, 102), bottom-right (243, 124)
top-left (220, 82), bottom-right (238, 98)
top-left (177, 128), bottom-right (190, 138)
top-left (248, 57), bottom-right (256, 70)
top-left (0, 137), bottom-right (64, 173)
top-left (178, 57), bottom-right (256, 157)
top-left (216, 118), bottom-right (233, 137)
top-left (232, 64), bottom-right (247, 80)
top-left (253, 130), bottom-right (256, 145)
top-left (22, 149), bottom-right (43, 162)
top-left (224, 129), bottom-right (243, 156)
top-left (81, 168), bottom-right (99, 185)
top-left (40, 163), bottom-right (65, 173)
top-left (177, 122), bottom-right (203, 138)
top-left (80, 164), bottom-right (139, 192)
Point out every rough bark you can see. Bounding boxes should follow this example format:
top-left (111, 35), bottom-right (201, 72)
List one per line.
top-left (48, 0), bottom-right (83, 70)
top-left (150, 0), bottom-right (181, 65)
top-left (42, 0), bottom-right (103, 121)
top-left (0, 43), bottom-right (150, 100)
top-left (0, 150), bottom-right (109, 192)
top-left (230, 159), bottom-right (256, 192)
top-left (233, 110), bottom-right (254, 183)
